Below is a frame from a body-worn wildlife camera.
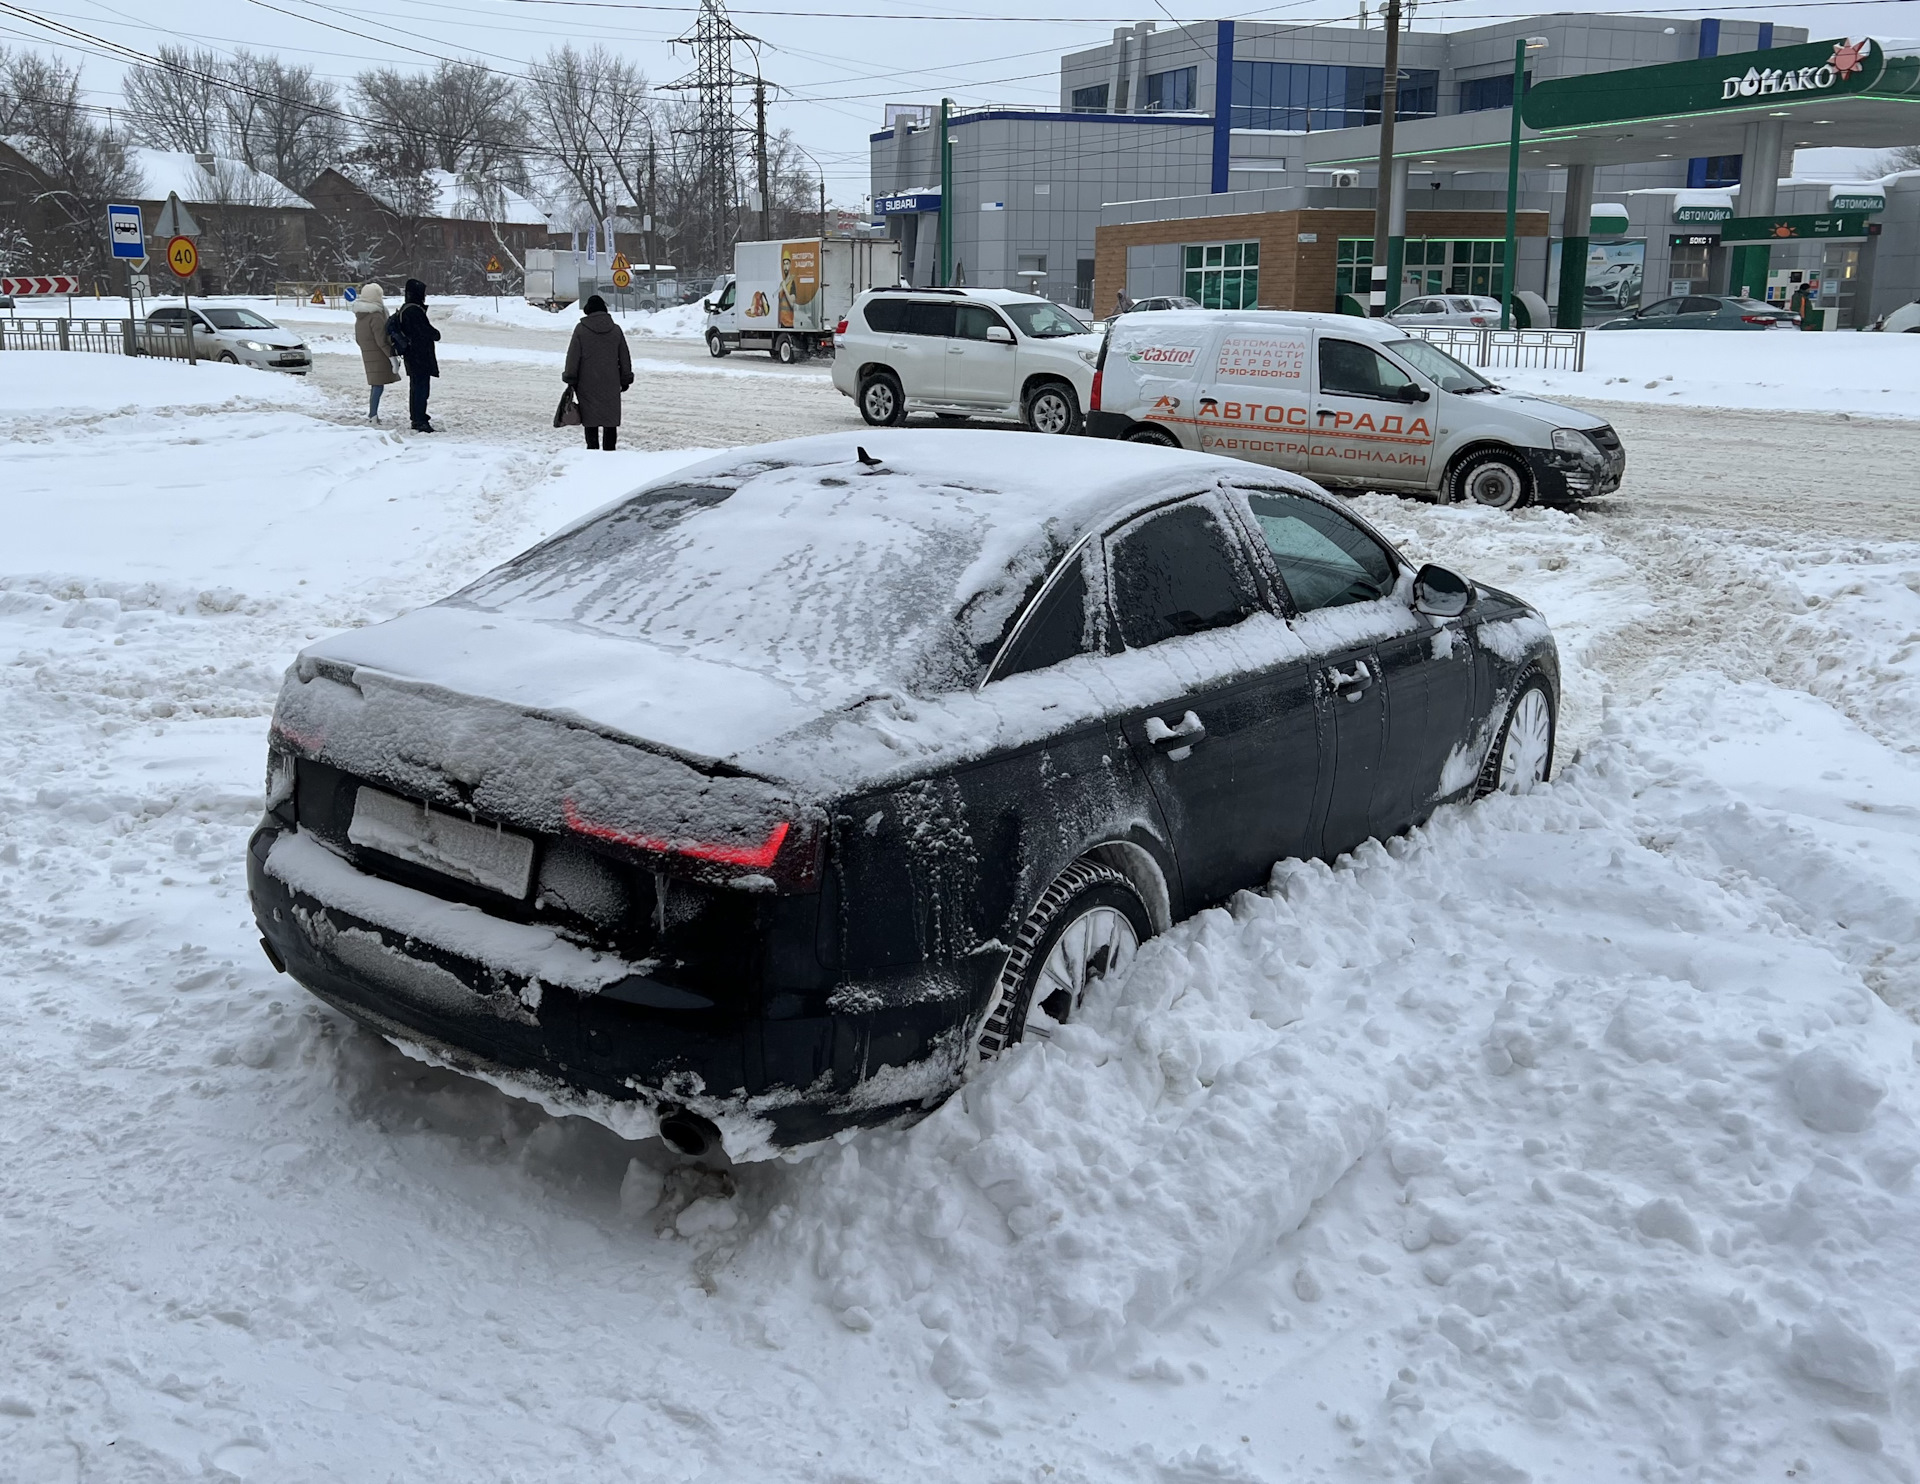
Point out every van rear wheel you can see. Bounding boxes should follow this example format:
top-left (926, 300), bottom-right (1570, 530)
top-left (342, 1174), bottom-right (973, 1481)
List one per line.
top-left (1124, 424), bottom-right (1179, 448)
top-left (772, 335), bottom-right (797, 364)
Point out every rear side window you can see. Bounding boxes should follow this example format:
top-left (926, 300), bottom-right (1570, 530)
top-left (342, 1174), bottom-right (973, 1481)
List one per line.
top-left (1637, 298), bottom-right (1681, 318)
top-left (1108, 501), bottom-right (1258, 650)
top-left (903, 300), bottom-right (956, 337)
top-left (996, 559), bottom-right (1092, 679)
top-left (1245, 491), bottom-right (1396, 612)
top-left (863, 297), bottom-right (904, 333)
top-left (1681, 296), bottom-right (1722, 314)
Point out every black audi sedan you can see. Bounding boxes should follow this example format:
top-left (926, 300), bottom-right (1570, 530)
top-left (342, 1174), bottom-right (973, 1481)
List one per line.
top-left (248, 431), bottom-right (1558, 1159)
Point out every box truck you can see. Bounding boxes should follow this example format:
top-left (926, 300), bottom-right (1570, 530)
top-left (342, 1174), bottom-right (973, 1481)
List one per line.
top-left (704, 237), bottom-right (901, 361)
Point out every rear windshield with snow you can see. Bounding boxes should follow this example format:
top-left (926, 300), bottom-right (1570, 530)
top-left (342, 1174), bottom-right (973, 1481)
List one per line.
top-left (448, 465), bottom-right (1065, 695)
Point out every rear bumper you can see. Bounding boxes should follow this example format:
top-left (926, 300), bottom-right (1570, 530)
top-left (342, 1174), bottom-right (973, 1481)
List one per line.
top-left (247, 822), bottom-right (971, 1150)
top-left (1085, 409), bottom-right (1132, 440)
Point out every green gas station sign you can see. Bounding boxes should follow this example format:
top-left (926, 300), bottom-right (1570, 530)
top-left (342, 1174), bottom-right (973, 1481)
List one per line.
top-left (1525, 38), bottom-right (1890, 130)
top-left (1722, 213), bottom-right (1876, 242)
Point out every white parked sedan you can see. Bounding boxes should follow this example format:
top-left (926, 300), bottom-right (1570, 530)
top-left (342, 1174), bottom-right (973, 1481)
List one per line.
top-left (1387, 294), bottom-right (1502, 327)
top-left (144, 304), bottom-right (312, 373)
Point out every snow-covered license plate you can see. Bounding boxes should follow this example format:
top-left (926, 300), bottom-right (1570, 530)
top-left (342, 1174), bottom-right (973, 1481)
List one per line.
top-left (346, 786), bottom-right (535, 899)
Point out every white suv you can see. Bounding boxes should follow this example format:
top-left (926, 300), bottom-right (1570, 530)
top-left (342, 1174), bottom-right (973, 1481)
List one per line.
top-left (832, 288), bottom-right (1101, 434)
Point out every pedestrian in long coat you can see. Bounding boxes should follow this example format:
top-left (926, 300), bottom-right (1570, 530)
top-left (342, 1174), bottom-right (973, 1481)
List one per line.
top-left (394, 277), bottom-right (441, 433)
top-left (563, 295), bottom-right (633, 450)
top-left (351, 282), bottom-right (400, 423)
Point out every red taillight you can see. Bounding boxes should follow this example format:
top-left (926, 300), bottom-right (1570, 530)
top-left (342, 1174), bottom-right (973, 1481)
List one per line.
top-left (1741, 314), bottom-right (1776, 324)
top-left (563, 799), bottom-right (790, 869)
top-left (1470, 315), bottom-right (1490, 325)
top-left (835, 315), bottom-right (848, 336)
top-left (1090, 367), bottom-right (1103, 411)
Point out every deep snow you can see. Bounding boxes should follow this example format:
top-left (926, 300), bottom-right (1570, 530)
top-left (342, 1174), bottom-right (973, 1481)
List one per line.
top-left (3, 351), bottom-right (1920, 1482)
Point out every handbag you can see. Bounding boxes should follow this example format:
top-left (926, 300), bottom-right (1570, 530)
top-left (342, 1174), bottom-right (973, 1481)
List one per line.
top-left (554, 385), bottom-right (582, 428)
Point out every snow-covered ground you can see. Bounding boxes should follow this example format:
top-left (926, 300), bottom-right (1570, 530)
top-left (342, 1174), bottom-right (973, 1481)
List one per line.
top-left (3, 349), bottom-right (1920, 1482)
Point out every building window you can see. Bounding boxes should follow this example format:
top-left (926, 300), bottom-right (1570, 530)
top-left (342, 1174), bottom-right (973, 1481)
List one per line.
top-left (1335, 238), bottom-right (1374, 298)
top-left (1404, 238), bottom-right (1507, 299)
top-left (1183, 240), bottom-right (1260, 309)
top-left (1229, 62), bottom-right (1438, 131)
top-left (1458, 71), bottom-right (1529, 114)
top-left (1071, 83), bottom-right (1110, 113)
top-left (1146, 67), bottom-right (1197, 112)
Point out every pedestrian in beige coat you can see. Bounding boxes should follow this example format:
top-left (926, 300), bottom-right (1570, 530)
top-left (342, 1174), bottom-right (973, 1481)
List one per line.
top-left (351, 283), bottom-right (401, 422)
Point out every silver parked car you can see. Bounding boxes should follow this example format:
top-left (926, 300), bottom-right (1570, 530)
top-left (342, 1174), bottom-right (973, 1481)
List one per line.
top-left (144, 304), bottom-right (312, 373)
top-left (1388, 295), bottom-right (1502, 327)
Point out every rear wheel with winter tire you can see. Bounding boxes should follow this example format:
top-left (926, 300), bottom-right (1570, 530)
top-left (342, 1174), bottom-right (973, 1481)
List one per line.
top-left (772, 335), bottom-right (797, 364)
top-left (1475, 674), bottom-right (1556, 797)
top-left (858, 371), bottom-right (906, 427)
top-left (975, 860), bottom-right (1151, 1060)
top-left (1124, 424), bottom-right (1180, 448)
top-left (1450, 448), bottom-right (1532, 510)
top-left (1024, 381), bottom-right (1081, 436)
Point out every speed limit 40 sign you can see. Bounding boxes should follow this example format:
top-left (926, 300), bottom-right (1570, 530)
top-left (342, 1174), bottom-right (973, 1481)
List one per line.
top-left (166, 235), bottom-right (198, 278)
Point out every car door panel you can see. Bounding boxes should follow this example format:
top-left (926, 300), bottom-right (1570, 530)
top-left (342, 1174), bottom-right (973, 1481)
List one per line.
top-left (946, 303), bottom-right (1018, 407)
top-left (1102, 496), bottom-right (1324, 910)
top-left (1309, 334), bottom-right (1436, 489)
top-left (897, 299), bottom-right (955, 402)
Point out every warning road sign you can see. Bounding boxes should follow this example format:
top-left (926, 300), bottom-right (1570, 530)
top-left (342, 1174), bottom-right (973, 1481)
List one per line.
top-left (0, 275), bottom-right (80, 296)
top-left (611, 268), bottom-right (632, 289)
top-left (486, 255), bottom-right (502, 273)
top-left (611, 252), bottom-right (631, 272)
top-left (166, 236), bottom-right (198, 278)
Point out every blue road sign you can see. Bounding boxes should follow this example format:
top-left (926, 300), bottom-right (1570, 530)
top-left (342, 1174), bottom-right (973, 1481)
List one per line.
top-left (109, 204), bottom-right (144, 260)
top-left (342, 285), bottom-right (358, 302)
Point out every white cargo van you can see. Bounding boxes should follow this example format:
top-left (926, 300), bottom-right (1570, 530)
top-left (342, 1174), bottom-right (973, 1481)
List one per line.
top-left (1087, 310), bottom-right (1623, 509)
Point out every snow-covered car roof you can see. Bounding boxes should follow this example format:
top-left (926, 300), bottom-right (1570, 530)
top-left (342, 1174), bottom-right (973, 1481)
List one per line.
top-left (299, 430), bottom-right (1300, 763)
top-left (1109, 308), bottom-right (1410, 344)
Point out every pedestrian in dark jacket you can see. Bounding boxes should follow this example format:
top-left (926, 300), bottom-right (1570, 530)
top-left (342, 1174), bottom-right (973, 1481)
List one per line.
top-left (563, 295), bottom-right (632, 450)
top-left (391, 277), bottom-right (441, 433)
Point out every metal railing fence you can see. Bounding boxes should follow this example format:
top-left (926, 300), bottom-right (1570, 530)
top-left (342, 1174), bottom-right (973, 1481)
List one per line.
top-left (0, 317), bottom-right (196, 357)
top-left (1403, 325), bottom-right (1587, 372)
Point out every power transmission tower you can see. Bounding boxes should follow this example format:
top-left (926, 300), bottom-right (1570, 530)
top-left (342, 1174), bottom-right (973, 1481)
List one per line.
top-left (664, 0), bottom-right (760, 274)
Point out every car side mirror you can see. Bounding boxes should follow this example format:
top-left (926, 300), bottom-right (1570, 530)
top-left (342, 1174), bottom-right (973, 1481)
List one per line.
top-left (985, 325), bottom-right (1015, 345)
top-left (1413, 563), bottom-right (1472, 618)
top-left (1397, 383), bottom-right (1430, 403)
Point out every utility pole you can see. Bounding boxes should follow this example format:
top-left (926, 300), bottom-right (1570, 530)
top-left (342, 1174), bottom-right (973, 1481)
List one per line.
top-left (646, 138), bottom-right (660, 306)
top-left (664, 0), bottom-right (756, 276)
top-left (754, 77), bottom-right (772, 240)
top-left (819, 176), bottom-right (827, 238)
top-left (1367, 0), bottom-right (1402, 316)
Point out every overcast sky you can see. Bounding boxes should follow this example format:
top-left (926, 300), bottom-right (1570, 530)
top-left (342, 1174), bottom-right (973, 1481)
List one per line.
top-left (7, 0), bottom-right (1916, 202)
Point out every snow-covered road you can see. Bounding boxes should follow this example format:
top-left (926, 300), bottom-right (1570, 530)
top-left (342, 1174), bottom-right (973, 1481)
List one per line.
top-left (3, 347), bottom-right (1919, 1483)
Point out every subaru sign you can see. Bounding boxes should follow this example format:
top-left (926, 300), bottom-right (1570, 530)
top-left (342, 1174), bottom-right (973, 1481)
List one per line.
top-left (874, 191), bottom-right (941, 215)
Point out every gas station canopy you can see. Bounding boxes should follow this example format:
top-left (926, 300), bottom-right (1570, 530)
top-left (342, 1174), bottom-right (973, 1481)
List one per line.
top-left (1306, 37), bottom-right (1920, 175)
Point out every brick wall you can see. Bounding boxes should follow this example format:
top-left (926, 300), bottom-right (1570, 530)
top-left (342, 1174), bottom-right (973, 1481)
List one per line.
top-left (1096, 207), bottom-right (1549, 314)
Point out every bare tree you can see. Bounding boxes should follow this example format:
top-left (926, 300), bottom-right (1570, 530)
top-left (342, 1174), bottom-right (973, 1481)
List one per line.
top-left (526, 46), bottom-right (654, 230)
top-left (0, 49), bottom-right (140, 276)
top-left (223, 51), bottom-right (345, 192)
top-left (355, 60), bottom-right (527, 184)
top-left (1878, 144), bottom-right (1920, 175)
top-left (123, 45), bottom-right (226, 154)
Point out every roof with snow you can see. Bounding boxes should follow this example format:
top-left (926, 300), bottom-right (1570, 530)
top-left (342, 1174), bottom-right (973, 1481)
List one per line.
top-left (129, 148), bottom-right (312, 210)
top-left (331, 165), bottom-right (548, 226)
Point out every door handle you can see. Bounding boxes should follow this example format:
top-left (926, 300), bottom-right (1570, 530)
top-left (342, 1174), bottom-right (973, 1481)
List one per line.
top-left (947, 344), bottom-right (965, 354)
top-left (1326, 661), bottom-right (1373, 702)
top-left (1145, 710), bottom-right (1207, 760)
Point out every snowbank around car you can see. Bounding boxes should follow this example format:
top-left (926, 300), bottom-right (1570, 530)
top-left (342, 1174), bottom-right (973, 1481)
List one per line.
top-left (1495, 329), bottom-right (1920, 418)
top-left (0, 346), bottom-right (323, 416)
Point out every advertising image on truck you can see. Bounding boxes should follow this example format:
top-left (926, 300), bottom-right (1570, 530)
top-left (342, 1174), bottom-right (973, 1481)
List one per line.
top-left (706, 237), bottom-right (902, 362)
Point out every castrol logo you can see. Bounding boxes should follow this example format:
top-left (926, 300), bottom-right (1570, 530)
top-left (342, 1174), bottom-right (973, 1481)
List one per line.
top-left (1127, 345), bottom-right (1198, 366)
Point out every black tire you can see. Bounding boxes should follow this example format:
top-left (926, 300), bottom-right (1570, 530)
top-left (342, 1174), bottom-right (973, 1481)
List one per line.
top-left (976, 860), bottom-right (1152, 1061)
top-left (217, 351), bottom-right (238, 365)
top-left (772, 335), bottom-right (797, 364)
top-left (705, 331), bottom-right (730, 359)
top-left (1123, 424), bottom-right (1180, 448)
top-left (858, 371), bottom-right (906, 427)
top-left (1449, 447), bottom-right (1533, 510)
top-left (1023, 380), bottom-right (1082, 436)
top-left (1474, 671), bottom-right (1557, 799)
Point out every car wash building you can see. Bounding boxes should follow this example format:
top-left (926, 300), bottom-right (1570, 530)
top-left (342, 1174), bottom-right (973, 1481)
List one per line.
top-left (870, 15), bottom-right (1920, 325)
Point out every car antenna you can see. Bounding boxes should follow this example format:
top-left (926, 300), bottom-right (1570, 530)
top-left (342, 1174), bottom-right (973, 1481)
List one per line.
top-left (856, 446), bottom-right (883, 468)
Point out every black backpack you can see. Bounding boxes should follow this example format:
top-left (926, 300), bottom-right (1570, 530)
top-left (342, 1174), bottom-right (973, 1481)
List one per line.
top-left (385, 310), bottom-right (410, 359)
